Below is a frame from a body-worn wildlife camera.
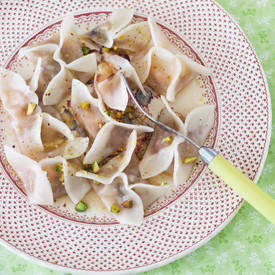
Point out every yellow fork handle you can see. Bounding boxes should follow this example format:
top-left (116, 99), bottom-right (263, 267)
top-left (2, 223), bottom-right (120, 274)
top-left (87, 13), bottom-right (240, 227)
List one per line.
top-left (208, 154), bottom-right (275, 225)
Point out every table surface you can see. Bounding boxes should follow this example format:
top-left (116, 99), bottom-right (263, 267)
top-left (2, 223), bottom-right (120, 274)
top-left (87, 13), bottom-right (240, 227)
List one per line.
top-left (1, 0), bottom-right (275, 274)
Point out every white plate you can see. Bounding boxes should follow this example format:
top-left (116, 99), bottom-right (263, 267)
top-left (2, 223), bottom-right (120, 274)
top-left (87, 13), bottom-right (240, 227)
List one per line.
top-left (0, 0), bottom-right (271, 274)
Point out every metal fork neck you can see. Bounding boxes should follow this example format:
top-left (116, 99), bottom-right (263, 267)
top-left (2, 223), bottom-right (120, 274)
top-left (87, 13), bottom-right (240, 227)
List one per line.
top-left (199, 147), bottom-right (218, 165)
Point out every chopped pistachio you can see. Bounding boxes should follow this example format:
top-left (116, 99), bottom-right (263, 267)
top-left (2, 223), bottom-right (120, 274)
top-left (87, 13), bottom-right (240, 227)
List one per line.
top-left (110, 203), bottom-right (120, 213)
top-left (93, 180), bottom-right (101, 186)
top-left (75, 201), bottom-right (87, 212)
top-left (128, 113), bottom-right (134, 119)
top-left (59, 172), bottom-right (64, 182)
top-left (27, 102), bottom-right (37, 115)
top-left (92, 161), bottom-right (100, 173)
top-left (104, 110), bottom-right (110, 116)
top-left (164, 135), bottom-right (172, 142)
top-left (84, 165), bottom-right (89, 171)
top-left (183, 157), bottom-right (197, 164)
top-left (161, 181), bottom-right (166, 187)
top-left (82, 46), bottom-right (90, 55)
top-left (121, 199), bottom-right (133, 209)
top-left (115, 112), bottom-right (122, 119)
top-left (43, 137), bottom-right (66, 151)
top-left (102, 47), bottom-right (111, 52)
top-left (125, 106), bottom-right (135, 113)
top-left (117, 147), bottom-right (124, 152)
top-left (55, 163), bottom-right (63, 173)
top-left (81, 101), bottom-right (90, 110)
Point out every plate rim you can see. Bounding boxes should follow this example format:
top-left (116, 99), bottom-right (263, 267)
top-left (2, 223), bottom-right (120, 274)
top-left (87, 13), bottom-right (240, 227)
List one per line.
top-left (0, 1), bottom-right (272, 274)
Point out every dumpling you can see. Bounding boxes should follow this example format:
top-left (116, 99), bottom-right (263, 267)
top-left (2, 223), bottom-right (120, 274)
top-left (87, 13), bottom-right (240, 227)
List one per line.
top-left (92, 173), bottom-right (145, 225)
top-left (147, 14), bottom-right (180, 55)
top-left (105, 53), bottom-right (145, 92)
top-left (42, 67), bottom-right (73, 105)
top-left (4, 146), bottom-right (53, 205)
top-left (95, 53), bottom-right (145, 111)
top-left (37, 137), bottom-right (89, 161)
top-left (97, 71), bottom-right (128, 111)
top-left (5, 146), bottom-right (91, 205)
top-left (87, 152), bottom-right (169, 225)
top-left (42, 54), bottom-right (97, 106)
top-left (133, 46), bottom-right (208, 102)
top-left (34, 113), bottom-right (89, 161)
top-left (123, 153), bottom-right (169, 210)
top-left (130, 183), bottom-right (169, 210)
top-left (35, 113), bottom-right (89, 161)
top-left (133, 47), bottom-right (181, 96)
top-left (19, 36), bottom-right (61, 98)
top-left (140, 95), bottom-right (215, 185)
top-left (76, 123), bottom-right (138, 184)
top-left (0, 67), bottom-right (89, 160)
top-left (83, 9), bottom-right (134, 48)
top-left (150, 15), bottom-right (212, 93)
top-left (70, 78), bottom-right (154, 141)
top-left (173, 105), bottom-right (215, 185)
top-left (148, 14), bottom-right (212, 77)
top-left (71, 79), bottom-right (108, 141)
top-left (139, 96), bottom-right (186, 179)
top-left (41, 112), bottom-right (74, 143)
top-left (111, 13), bottom-right (212, 97)
top-left (53, 13), bottom-right (84, 66)
top-left (0, 66), bottom-right (44, 157)
top-left (18, 13), bottom-right (98, 106)
top-left (53, 13), bottom-right (98, 76)
top-left (113, 21), bottom-right (153, 59)
top-left (39, 157), bottom-right (91, 204)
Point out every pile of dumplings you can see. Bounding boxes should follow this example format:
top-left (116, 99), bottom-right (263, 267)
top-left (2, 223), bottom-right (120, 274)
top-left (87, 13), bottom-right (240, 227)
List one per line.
top-left (0, 9), bottom-right (215, 225)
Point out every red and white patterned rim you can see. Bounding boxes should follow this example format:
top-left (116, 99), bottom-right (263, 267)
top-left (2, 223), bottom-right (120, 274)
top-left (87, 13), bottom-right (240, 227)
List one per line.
top-left (0, 0), bottom-right (271, 274)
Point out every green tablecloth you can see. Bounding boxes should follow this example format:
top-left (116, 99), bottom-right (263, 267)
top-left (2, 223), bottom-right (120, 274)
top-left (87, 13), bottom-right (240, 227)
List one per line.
top-left (1, 0), bottom-right (274, 274)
